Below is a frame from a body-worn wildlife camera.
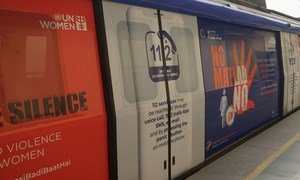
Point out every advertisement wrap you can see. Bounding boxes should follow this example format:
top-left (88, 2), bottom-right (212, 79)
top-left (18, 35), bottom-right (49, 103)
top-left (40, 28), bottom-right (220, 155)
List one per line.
top-left (199, 19), bottom-right (280, 157)
top-left (280, 32), bottom-right (300, 115)
top-left (0, 1), bottom-right (108, 179)
top-left (103, 2), bottom-right (205, 179)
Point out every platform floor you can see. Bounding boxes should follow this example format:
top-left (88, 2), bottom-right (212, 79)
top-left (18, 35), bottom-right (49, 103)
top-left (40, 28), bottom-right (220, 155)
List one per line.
top-left (188, 110), bottom-right (300, 180)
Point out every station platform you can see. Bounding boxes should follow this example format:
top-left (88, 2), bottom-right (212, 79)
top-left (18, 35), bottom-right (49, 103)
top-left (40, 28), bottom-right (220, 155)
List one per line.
top-left (188, 110), bottom-right (300, 180)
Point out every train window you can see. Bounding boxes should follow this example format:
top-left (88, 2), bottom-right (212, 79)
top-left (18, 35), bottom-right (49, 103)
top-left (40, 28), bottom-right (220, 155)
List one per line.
top-left (117, 21), bottom-right (158, 103)
top-left (170, 27), bottom-right (198, 93)
top-left (291, 34), bottom-right (300, 72)
top-left (0, 14), bottom-right (65, 125)
top-left (25, 36), bottom-right (47, 78)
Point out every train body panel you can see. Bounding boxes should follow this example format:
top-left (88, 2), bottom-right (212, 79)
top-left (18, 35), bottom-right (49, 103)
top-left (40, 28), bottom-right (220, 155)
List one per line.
top-left (1, 0), bottom-right (300, 179)
top-left (198, 18), bottom-right (281, 157)
top-left (103, 2), bottom-right (205, 179)
top-left (281, 32), bottom-right (300, 115)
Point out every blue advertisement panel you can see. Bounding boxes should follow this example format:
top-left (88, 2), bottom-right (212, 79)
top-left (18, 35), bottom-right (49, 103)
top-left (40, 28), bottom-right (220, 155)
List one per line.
top-left (198, 19), bottom-right (280, 157)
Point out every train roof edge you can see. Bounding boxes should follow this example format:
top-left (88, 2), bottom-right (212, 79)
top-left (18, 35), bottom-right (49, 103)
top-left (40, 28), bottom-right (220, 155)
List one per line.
top-left (104, 0), bottom-right (300, 34)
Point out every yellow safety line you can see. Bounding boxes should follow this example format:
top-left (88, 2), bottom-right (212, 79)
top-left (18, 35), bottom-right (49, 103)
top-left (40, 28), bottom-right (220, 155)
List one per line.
top-left (245, 132), bottom-right (300, 180)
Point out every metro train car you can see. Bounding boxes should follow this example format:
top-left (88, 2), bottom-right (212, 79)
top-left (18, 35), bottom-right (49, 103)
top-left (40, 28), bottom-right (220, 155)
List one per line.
top-left (0, 0), bottom-right (300, 179)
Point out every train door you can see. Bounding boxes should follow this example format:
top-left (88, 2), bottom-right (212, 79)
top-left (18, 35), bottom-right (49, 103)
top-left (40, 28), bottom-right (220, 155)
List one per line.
top-left (102, 1), bottom-right (205, 179)
top-left (281, 32), bottom-right (300, 115)
top-left (160, 11), bottom-right (205, 177)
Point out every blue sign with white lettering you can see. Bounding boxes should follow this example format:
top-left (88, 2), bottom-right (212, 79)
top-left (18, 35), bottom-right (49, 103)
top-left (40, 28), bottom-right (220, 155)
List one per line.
top-left (199, 18), bottom-right (281, 157)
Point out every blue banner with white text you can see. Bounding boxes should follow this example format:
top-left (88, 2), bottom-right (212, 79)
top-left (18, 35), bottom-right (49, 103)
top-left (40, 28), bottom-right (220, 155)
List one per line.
top-left (199, 18), bottom-right (280, 157)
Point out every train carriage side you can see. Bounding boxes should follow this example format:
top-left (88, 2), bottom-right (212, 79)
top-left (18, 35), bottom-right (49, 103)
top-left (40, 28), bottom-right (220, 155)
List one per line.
top-left (2, 0), bottom-right (300, 179)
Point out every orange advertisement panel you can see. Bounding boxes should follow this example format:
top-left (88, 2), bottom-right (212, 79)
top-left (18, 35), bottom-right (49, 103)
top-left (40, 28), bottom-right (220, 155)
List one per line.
top-left (0, 0), bottom-right (108, 179)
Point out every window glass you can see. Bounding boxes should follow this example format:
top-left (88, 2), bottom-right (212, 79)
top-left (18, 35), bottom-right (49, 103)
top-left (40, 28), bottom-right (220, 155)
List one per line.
top-left (0, 9), bottom-right (103, 129)
top-left (171, 27), bottom-right (198, 93)
top-left (25, 36), bottom-right (47, 78)
top-left (117, 21), bottom-right (157, 103)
